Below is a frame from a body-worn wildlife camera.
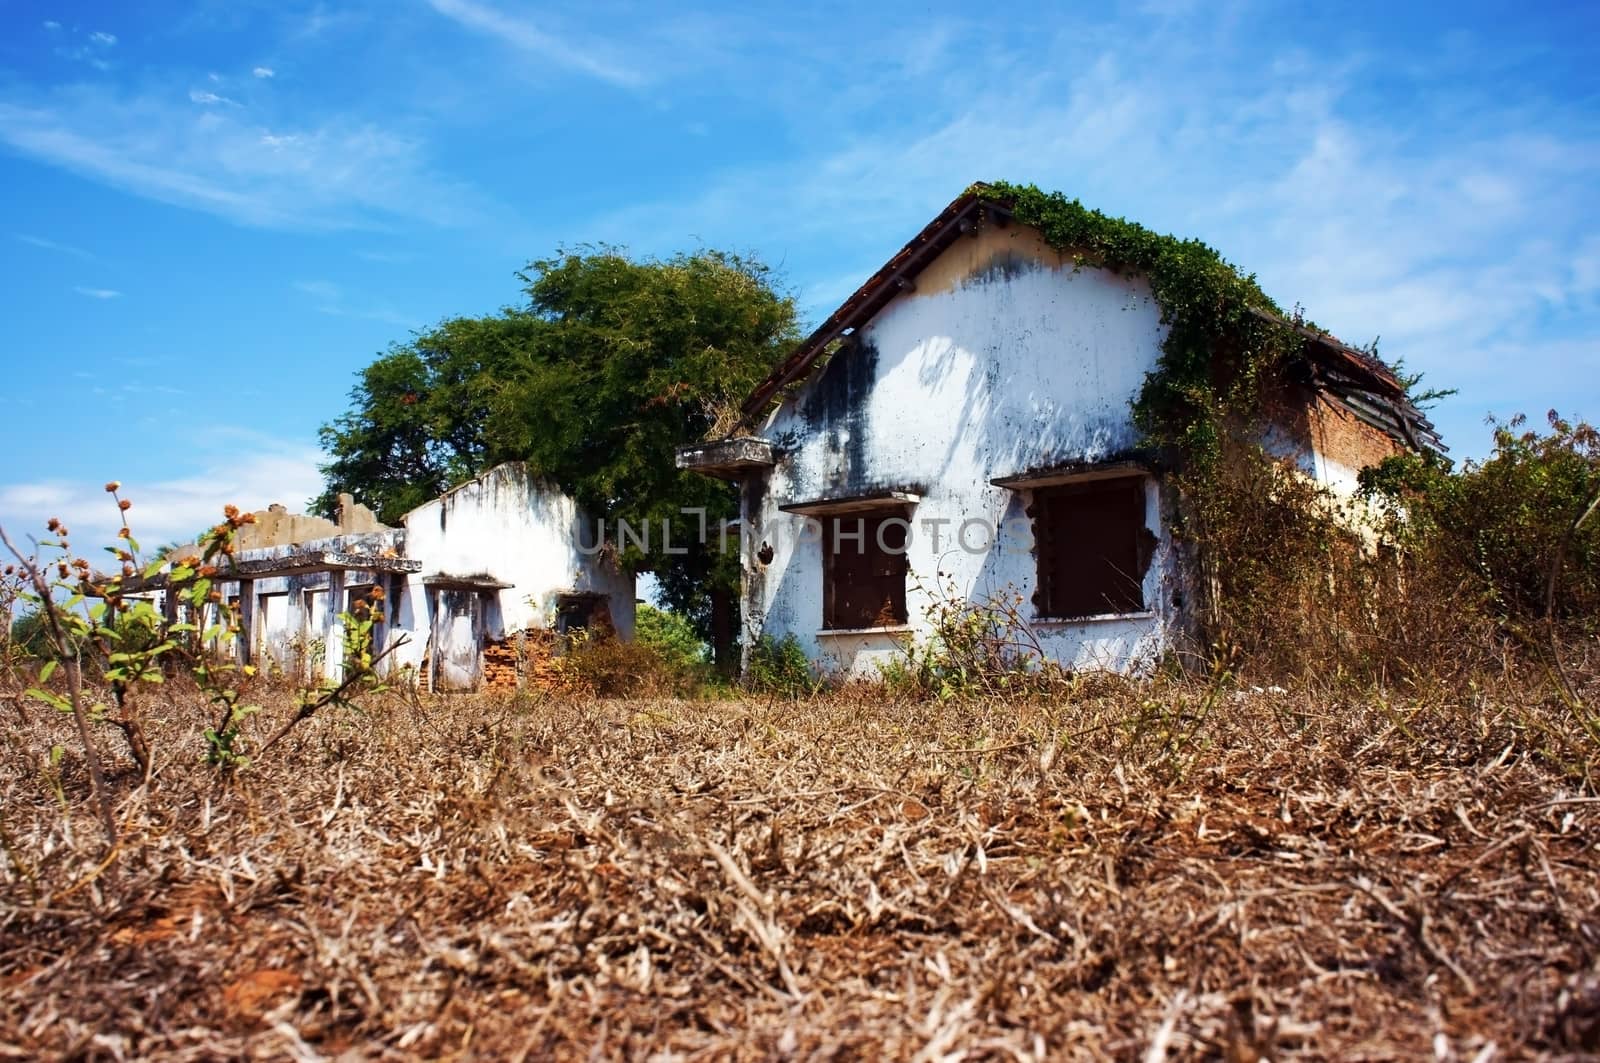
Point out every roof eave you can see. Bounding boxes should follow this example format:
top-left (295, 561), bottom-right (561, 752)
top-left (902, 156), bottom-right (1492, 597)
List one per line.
top-left (737, 189), bottom-right (1014, 424)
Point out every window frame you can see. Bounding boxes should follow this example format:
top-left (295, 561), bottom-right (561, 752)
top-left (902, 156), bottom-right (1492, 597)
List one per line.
top-left (1029, 474), bottom-right (1155, 621)
top-left (820, 508), bottom-right (912, 632)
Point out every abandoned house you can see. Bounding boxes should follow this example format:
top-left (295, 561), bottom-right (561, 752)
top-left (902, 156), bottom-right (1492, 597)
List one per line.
top-left (678, 185), bottom-right (1441, 678)
top-left (140, 462), bottom-right (633, 692)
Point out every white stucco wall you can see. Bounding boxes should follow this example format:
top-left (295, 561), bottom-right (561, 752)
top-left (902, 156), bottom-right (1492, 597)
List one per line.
top-left (744, 226), bottom-right (1182, 678)
top-left (390, 463), bottom-right (635, 676)
top-left (214, 463), bottom-right (633, 684)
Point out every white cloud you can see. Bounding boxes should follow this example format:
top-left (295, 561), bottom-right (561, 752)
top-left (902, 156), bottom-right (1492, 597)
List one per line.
top-left (426, 0), bottom-right (646, 88)
top-left (355, 249), bottom-right (415, 264)
top-left (0, 437), bottom-right (326, 561)
top-left (252, 66), bottom-right (275, 79)
top-left (90, 31), bottom-right (117, 46)
top-left (293, 279), bottom-right (416, 327)
top-left (188, 89), bottom-right (237, 106)
top-left (293, 279), bottom-right (341, 302)
top-left (0, 90), bottom-right (485, 230)
top-left (586, 21), bottom-right (1596, 461)
top-left (17, 233), bottom-right (96, 260)
top-left (73, 286), bottom-right (122, 299)
top-left (42, 20), bottom-right (61, 31)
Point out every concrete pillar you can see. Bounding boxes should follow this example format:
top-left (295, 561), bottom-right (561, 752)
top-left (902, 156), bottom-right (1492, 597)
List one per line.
top-left (236, 579), bottom-right (254, 666)
top-left (324, 569), bottom-right (345, 683)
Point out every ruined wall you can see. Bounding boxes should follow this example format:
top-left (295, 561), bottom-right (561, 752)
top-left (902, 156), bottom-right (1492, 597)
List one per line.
top-left (389, 463), bottom-right (635, 675)
top-left (1264, 379), bottom-right (1408, 518)
top-left (746, 226), bottom-right (1180, 678)
top-left (234, 494), bottom-right (387, 551)
top-left (1304, 394), bottom-right (1407, 495)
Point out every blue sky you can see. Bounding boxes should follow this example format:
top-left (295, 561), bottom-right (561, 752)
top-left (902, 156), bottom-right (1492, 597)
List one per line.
top-left (1, 0), bottom-right (1596, 550)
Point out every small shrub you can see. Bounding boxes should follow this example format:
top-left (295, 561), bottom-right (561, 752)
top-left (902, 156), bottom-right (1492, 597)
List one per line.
top-left (555, 626), bottom-right (707, 698)
top-left (1363, 411), bottom-right (1600, 632)
top-left (881, 579), bottom-right (1068, 700)
top-left (746, 634), bottom-right (817, 698)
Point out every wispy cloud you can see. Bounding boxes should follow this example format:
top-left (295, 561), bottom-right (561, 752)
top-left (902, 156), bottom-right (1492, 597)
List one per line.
top-left (0, 434), bottom-right (326, 554)
top-left (51, 24), bottom-right (119, 70)
top-left (355, 249), bottom-right (415, 264)
top-left (293, 279), bottom-right (416, 327)
top-left (188, 89), bottom-right (237, 106)
top-left (293, 279), bottom-right (341, 302)
top-left (73, 286), bottom-right (122, 299)
top-left (42, 20), bottom-right (61, 31)
top-left (425, 0), bottom-right (646, 88)
top-left (252, 66), bottom-right (275, 79)
top-left (16, 233), bottom-right (97, 261)
top-left (0, 88), bottom-right (485, 230)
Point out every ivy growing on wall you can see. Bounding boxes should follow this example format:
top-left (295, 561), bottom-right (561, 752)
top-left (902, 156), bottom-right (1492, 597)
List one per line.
top-left (979, 180), bottom-right (1323, 466)
top-left (979, 181), bottom-right (1436, 667)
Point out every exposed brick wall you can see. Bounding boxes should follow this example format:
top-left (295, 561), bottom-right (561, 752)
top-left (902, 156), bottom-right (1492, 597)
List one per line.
top-left (1307, 394), bottom-right (1405, 475)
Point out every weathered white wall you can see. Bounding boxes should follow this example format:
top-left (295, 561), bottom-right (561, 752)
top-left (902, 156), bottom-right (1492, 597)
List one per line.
top-left (215, 463), bottom-right (633, 683)
top-left (745, 226), bottom-right (1181, 678)
top-left (390, 462), bottom-right (635, 674)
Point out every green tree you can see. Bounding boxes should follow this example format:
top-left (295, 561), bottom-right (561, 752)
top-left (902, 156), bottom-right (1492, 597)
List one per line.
top-left (634, 604), bottom-right (711, 674)
top-left (317, 247), bottom-right (799, 667)
top-left (1361, 410), bottom-right (1600, 627)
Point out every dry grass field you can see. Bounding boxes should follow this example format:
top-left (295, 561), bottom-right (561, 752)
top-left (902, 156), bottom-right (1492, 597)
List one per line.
top-left (2, 679), bottom-right (1598, 1060)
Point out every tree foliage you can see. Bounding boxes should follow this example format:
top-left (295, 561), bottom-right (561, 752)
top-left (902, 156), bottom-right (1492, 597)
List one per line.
top-left (1362, 411), bottom-right (1600, 629)
top-left (317, 248), bottom-right (800, 638)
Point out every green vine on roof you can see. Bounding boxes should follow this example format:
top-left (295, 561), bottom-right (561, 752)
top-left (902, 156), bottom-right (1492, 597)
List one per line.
top-left (979, 180), bottom-right (1320, 468)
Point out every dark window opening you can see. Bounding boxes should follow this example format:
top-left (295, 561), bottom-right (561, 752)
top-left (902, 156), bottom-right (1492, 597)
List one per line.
top-left (824, 512), bottom-right (909, 629)
top-left (1033, 477), bottom-right (1152, 618)
top-left (556, 594), bottom-right (607, 636)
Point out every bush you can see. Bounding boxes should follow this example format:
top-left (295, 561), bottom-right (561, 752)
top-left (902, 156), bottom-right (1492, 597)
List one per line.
top-left (879, 579), bottom-right (1069, 700)
top-left (745, 634), bottom-right (817, 698)
top-left (634, 605), bottom-right (711, 675)
top-left (555, 618), bottom-right (713, 699)
top-left (1363, 411), bottom-right (1600, 631)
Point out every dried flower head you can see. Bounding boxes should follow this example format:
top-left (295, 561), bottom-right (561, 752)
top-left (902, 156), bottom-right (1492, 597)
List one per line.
top-left (118, 526), bottom-right (131, 539)
top-left (105, 481), bottom-right (120, 493)
top-left (46, 518), bottom-right (60, 532)
top-left (118, 499), bottom-right (132, 512)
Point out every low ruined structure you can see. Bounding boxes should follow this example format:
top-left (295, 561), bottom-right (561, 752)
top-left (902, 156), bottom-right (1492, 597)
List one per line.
top-left (679, 186), bottom-right (1440, 677)
top-left (136, 464), bottom-right (633, 692)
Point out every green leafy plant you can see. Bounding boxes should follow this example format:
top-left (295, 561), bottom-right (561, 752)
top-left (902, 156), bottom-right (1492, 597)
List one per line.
top-left (880, 576), bottom-right (1069, 700)
top-left (0, 486), bottom-right (405, 846)
top-left (745, 634), bottom-right (818, 698)
top-left (634, 604), bottom-right (712, 675)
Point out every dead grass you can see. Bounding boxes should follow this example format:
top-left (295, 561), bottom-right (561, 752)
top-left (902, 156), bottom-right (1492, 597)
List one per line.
top-left (1, 678), bottom-right (1597, 1060)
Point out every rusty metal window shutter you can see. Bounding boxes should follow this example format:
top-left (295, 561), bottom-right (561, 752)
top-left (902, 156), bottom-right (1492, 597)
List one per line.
top-left (823, 513), bottom-right (909, 629)
top-left (1034, 478), bottom-right (1147, 618)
